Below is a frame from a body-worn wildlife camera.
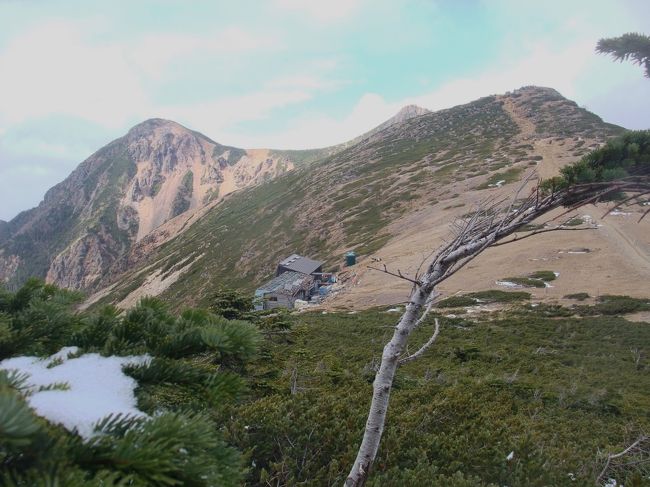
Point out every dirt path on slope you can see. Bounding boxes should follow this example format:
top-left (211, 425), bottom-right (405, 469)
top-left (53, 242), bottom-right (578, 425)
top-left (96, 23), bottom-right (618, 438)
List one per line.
top-left (596, 210), bottom-right (650, 270)
top-left (501, 96), bottom-right (568, 180)
top-left (500, 97), bottom-right (535, 138)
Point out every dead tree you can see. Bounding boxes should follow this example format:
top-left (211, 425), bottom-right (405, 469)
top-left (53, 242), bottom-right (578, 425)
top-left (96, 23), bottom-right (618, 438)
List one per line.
top-left (596, 434), bottom-right (650, 485)
top-left (345, 175), bottom-right (650, 486)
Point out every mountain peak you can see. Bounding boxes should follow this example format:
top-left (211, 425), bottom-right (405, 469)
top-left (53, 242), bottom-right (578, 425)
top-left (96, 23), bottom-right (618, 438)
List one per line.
top-left (508, 86), bottom-right (564, 98)
top-left (394, 104), bottom-right (430, 120)
top-left (363, 104), bottom-right (431, 138)
top-left (126, 118), bottom-right (188, 138)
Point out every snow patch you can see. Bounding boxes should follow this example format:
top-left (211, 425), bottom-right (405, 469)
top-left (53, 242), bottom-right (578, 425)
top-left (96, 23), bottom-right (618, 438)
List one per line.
top-left (1, 348), bottom-right (150, 439)
top-left (495, 280), bottom-right (520, 288)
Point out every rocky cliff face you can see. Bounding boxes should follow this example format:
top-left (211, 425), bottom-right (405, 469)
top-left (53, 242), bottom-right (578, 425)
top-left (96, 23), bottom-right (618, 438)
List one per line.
top-left (0, 119), bottom-right (294, 291)
top-left (114, 119), bottom-right (293, 240)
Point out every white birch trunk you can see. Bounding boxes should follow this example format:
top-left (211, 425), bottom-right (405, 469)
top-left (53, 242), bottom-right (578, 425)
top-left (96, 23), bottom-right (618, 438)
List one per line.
top-left (345, 287), bottom-right (428, 486)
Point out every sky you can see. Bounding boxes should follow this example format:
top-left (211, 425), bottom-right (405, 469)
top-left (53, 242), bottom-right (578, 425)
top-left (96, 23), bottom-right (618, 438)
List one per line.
top-left (0, 0), bottom-right (648, 220)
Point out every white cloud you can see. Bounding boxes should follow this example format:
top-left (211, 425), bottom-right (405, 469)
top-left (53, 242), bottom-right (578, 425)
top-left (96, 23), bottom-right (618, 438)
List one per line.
top-left (0, 19), bottom-right (289, 130)
top-left (219, 92), bottom-right (399, 149)
top-left (160, 89), bottom-right (313, 135)
top-left (155, 61), bottom-right (344, 141)
top-left (272, 0), bottom-right (365, 22)
top-left (7, 137), bottom-right (74, 158)
top-left (129, 27), bottom-right (283, 78)
top-left (227, 39), bottom-right (611, 149)
top-left (0, 19), bottom-right (149, 128)
top-left (409, 41), bottom-right (595, 111)
top-left (268, 74), bottom-right (342, 91)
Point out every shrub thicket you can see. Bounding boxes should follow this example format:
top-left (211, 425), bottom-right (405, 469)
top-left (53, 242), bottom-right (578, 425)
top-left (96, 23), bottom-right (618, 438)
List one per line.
top-left (542, 130), bottom-right (650, 193)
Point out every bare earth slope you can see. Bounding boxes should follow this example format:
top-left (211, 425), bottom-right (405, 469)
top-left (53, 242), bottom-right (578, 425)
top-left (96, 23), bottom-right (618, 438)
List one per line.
top-left (84, 86), bottom-right (645, 311)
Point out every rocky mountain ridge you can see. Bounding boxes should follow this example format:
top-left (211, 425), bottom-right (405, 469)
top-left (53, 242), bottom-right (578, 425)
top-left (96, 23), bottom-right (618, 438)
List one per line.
top-left (0, 105), bottom-right (429, 291)
top-left (80, 86), bottom-right (644, 312)
top-left (0, 120), bottom-right (293, 290)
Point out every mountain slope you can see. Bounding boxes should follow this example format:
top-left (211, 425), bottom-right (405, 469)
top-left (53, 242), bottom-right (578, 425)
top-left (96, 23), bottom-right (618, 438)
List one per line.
top-left (268, 104), bottom-right (430, 164)
top-left (0, 120), bottom-right (296, 290)
top-left (87, 86), bottom-right (630, 310)
top-left (0, 102), bottom-right (432, 292)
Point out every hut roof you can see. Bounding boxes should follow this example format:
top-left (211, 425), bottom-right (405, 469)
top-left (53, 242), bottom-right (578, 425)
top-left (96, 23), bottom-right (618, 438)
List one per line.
top-left (257, 271), bottom-right (313, 296)
top-left (278, 254), bottom-right (323, 275)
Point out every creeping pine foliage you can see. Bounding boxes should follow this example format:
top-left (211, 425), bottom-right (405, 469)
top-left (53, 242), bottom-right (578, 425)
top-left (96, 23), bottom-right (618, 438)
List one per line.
top-left (224, 302), bottom-right (650, 487)
top-left (541, 130), bottom-right (650, 191)
top-left (0, 279), bottom-right (260, 486)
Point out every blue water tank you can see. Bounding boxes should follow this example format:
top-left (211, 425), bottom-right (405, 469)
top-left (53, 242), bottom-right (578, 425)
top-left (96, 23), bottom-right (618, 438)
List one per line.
top-left (345, 251), bottom-right (357, 266)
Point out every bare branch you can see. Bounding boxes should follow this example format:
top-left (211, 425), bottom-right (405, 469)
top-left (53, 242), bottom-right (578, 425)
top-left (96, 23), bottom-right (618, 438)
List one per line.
top-left (346, 175), bottom-right (650, 487)
top-left (366, 265), bottom-right (422, 286)
top-left (399, 318), bottom-right (440, 365)
top-left (596, 435), bottom-right (650, 485)
top-left (602, 189), bottom-right (650, 217)
top-left (413, 291), bottom-right (439, 329)
top-left (496, 171), bottom-right (537, 232)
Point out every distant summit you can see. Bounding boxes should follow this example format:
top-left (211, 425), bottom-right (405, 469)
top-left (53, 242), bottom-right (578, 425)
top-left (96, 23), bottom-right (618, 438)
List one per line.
top-left (392, 104), bottom-right (431, 123)
top-left (331, 104), bottom-right (431, 150)
top-left (371, 104), bottom-right (430, 135)
top-left (125, 118), bottom-right (205, 142)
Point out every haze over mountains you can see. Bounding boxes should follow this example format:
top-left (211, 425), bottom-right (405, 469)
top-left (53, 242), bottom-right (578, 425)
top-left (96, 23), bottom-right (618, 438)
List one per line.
top-left (2, 85), bottom-right (648, 312)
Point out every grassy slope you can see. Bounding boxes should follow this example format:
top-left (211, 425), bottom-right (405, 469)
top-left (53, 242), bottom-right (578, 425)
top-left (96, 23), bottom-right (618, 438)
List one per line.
top-left (221, 302), bottom-right (650, 486)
